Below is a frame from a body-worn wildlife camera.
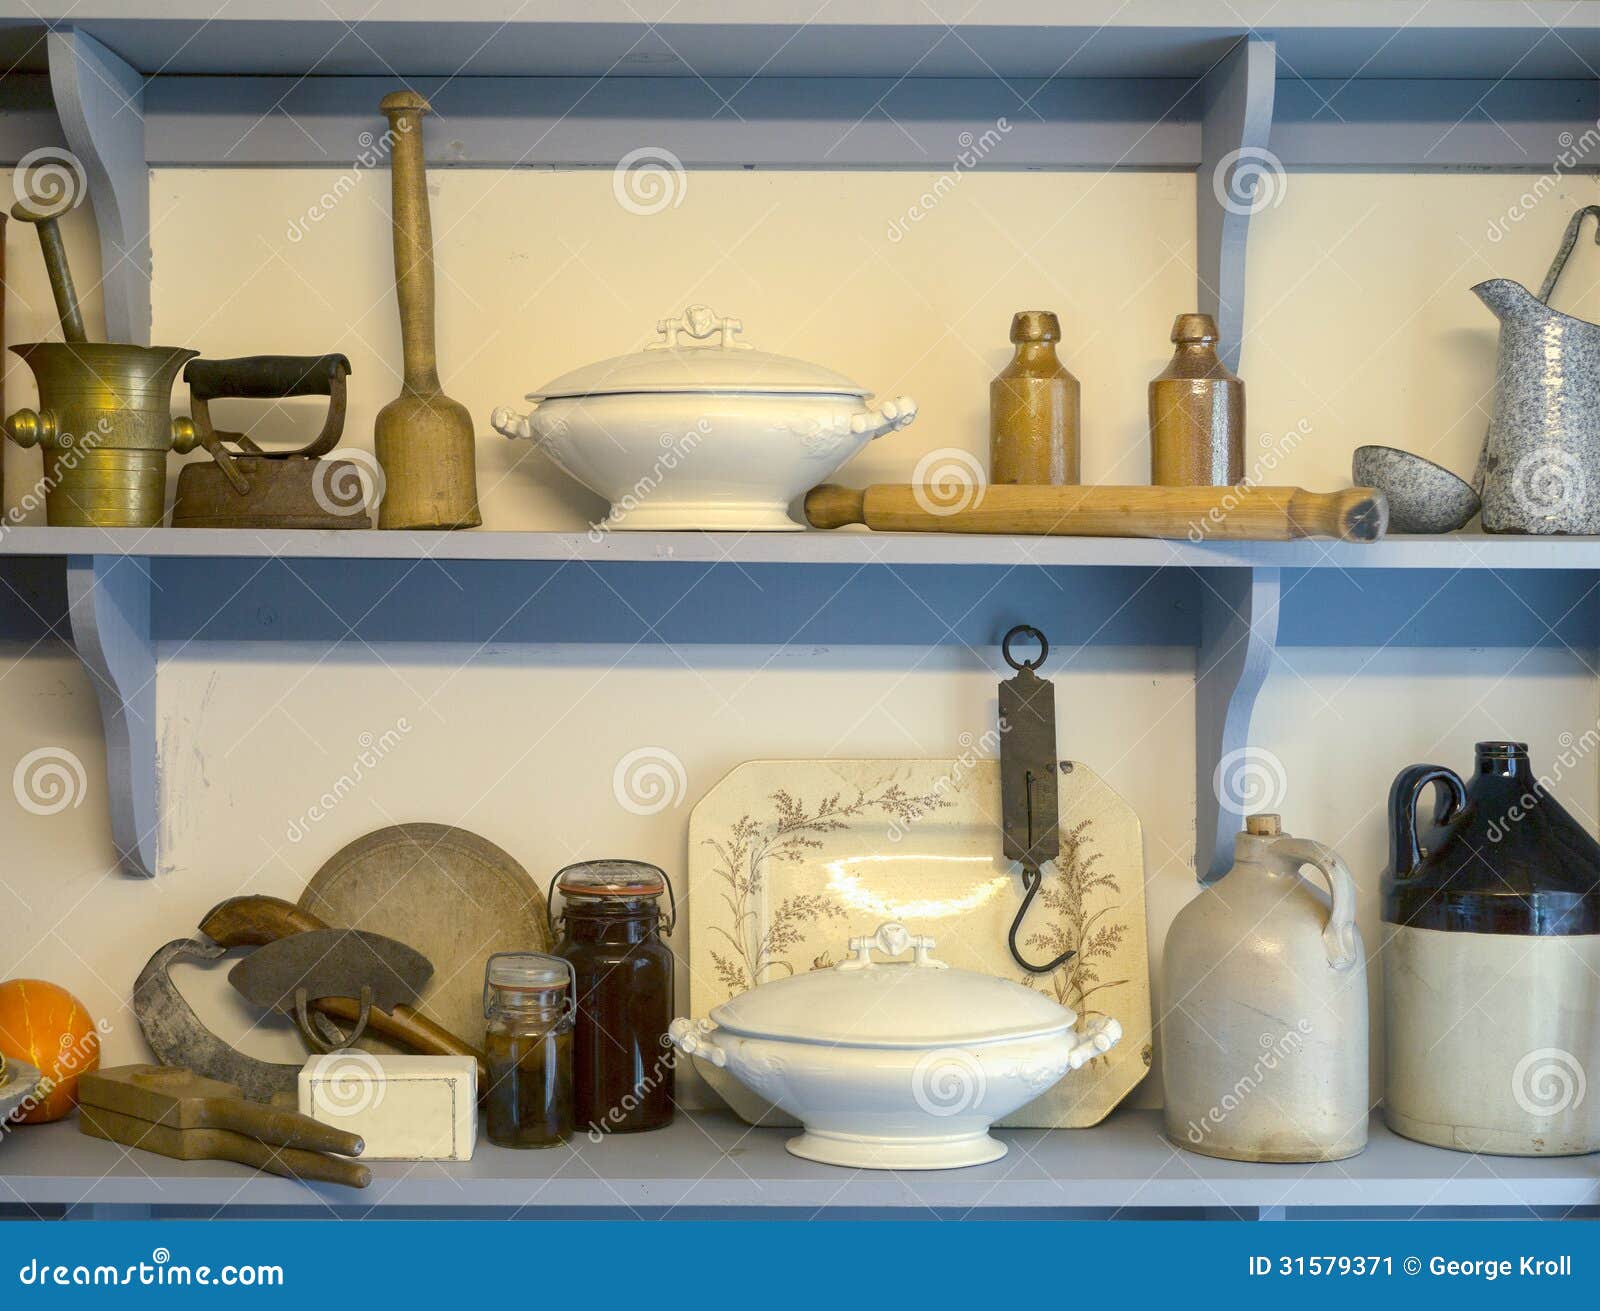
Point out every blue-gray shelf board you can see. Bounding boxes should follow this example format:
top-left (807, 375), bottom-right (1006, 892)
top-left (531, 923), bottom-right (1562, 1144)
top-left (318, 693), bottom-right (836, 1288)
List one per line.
top-left (2, 3), bottom-right (1598, 79)
top-left (1, 1109), bottom-right (1595, 1219)
top-left (7, 526), bottom-right (1600, 568)
top-left (2, 532), bottom-right (1594, 880)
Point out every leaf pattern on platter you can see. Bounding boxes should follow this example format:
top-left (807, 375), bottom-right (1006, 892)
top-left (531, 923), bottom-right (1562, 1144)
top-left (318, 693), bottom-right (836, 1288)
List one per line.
top-left (1017, 816), bottom-right (1129, 1070)
top-left (700, 778), bottom-right (953, 991)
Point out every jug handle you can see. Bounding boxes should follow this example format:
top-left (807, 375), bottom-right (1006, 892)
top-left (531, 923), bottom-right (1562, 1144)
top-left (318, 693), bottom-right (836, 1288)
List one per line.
top-left (1388, 764), bottom-right (1466, 879)
top-left (1269, 837), bottom-right (1361, 971)
top-left (1535, 205), bottom-right (1600, 304)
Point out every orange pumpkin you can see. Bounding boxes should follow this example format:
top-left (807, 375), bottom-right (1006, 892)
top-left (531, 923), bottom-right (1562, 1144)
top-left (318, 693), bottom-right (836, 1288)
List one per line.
top-left (0, 980), bottom-right (99, 1123)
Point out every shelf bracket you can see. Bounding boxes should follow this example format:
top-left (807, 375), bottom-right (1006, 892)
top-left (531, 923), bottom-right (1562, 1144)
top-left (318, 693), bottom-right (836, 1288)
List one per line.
top-left (1197, 37), bottom-right (1276, 373)
top-left (66, 554), bottom-right (158, 878)
top-left (1195, 565), bottom-right (1280, 882)
top-left (47, 28), bottom-right (150, 345)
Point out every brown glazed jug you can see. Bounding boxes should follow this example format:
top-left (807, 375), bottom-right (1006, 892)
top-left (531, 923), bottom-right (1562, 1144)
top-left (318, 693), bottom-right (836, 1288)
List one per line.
top-left (989, 311), bottom-right (1080, 485)
top-left (1383, 742), bottom-right (1600, 1155)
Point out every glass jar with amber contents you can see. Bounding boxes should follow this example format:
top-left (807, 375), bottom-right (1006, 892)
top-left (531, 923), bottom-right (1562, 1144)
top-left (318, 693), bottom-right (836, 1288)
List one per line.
top-left (550, 860), bottom-right (676, 1134)
top-left (482, 951), bottom-right (575, 1150)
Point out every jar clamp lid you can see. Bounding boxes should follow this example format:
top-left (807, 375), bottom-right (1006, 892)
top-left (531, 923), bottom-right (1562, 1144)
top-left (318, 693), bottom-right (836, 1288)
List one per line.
top-left (547, 859), bottom-right (677, 934)
top-left (483, 951), bottom-right (576, 1022)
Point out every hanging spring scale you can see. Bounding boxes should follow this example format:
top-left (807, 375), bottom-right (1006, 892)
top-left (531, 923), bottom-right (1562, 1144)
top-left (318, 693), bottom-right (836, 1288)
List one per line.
top-left (998, 624), bottom-right (1075, 975)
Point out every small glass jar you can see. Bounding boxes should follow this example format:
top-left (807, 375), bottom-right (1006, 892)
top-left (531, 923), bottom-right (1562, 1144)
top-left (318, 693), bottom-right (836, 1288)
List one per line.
top-left (550, 860), bottom-right (676, 1135)
top-left (482, 951), bottom-right (575, 1150)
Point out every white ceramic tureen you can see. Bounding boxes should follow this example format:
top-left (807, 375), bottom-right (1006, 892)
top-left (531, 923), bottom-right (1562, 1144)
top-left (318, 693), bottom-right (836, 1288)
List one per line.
top-left (670, 921), bottom-right (1120, 1170)
top-left (490, 304), bottom-right (916, 531)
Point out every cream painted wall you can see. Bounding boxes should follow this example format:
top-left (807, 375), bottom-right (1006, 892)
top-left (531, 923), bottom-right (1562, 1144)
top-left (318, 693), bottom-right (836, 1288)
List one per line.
top-left (1244, 171), bottom-right (1600, 490)
top-left (1, 168), bottom-right (1598, 1116)
top-left (143, 167), bottom-right (1199, 525)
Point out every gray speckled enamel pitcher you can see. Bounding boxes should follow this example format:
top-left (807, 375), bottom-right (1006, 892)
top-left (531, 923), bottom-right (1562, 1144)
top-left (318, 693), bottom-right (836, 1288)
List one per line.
top-left (1475, 206), bottom-right (1600, 535)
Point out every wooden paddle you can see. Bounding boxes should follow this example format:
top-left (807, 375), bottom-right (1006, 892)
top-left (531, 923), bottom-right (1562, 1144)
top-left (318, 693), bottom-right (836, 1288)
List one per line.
top-left (81, 1104), bottom-right (371, 1189)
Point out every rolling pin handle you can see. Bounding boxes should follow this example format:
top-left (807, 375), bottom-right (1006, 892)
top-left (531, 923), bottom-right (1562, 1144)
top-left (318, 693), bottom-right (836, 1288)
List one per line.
top-left (803, 484), bottom-right (867, 529)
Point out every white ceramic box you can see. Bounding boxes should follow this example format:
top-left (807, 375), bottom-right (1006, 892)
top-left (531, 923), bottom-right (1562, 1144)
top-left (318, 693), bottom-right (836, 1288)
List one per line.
top-left (298, 1053), bottom-right (478, 1161)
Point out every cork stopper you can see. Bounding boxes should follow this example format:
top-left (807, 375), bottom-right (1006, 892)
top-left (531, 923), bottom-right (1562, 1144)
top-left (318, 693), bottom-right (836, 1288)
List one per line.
top-left (1245, 813), bottom-right (1282, 836)
top-left (1010, 310), bottom-right (1061, 344)
top-left (1170, 312), bottom-right (1220, 345)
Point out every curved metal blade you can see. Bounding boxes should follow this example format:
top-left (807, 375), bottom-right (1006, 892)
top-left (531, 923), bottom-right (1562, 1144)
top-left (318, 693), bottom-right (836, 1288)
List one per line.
top-left (226, 928), bottom-right (432, 1015)
top-left (132, 938), bottom-right (300, 1103)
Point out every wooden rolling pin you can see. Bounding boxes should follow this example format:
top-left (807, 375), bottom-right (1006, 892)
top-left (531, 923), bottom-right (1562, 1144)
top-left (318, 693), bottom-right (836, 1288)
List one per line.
top-left (805, 483), bottom-right (1388, 541)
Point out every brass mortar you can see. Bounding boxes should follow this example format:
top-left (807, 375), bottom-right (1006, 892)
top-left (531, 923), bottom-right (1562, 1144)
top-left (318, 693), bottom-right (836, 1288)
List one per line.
top-left (6, 342), bottom-right (199, 527)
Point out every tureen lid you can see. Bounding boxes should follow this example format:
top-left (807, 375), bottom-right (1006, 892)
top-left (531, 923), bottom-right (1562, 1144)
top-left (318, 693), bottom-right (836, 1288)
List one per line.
top-left (708, 922), bottom-right (1077, 1049)
top-left (526, 304), bottom-right (871, 400)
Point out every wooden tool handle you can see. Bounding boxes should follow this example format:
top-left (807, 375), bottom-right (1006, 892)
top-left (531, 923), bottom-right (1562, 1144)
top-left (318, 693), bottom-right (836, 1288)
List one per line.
top-left (804, 483), bottom-right (1387, 542)
top-left (222, 1132), bottom-right (372, 1189)
top-left (312, 996), bottom-right (490, 1086)
top-left (81, 1105), bottom-right (370, 1189)
top-left (201, 895), bottom-right (490, 1084)
top-left (199, 1097), bottom-right (364, 1156)
top-left (380, 91), bottom-right (441, 395)
top-left (201, 895), bottom-right (324, 945)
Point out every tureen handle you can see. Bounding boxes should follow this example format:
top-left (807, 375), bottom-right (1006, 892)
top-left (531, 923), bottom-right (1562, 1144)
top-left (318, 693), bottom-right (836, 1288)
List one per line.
top-left (850, 395), bottom-right (918, 440)
top-left (490, 404), bottom-right (542, 443)
top-left (667, 1017), bottom-right (727, 1068)
top-left (836, 921), bottom-right (948, 972)
top-left (647, 304), bottom-right (755, 352)
top-left (1067, 1016), bottom-right (1122, 1071)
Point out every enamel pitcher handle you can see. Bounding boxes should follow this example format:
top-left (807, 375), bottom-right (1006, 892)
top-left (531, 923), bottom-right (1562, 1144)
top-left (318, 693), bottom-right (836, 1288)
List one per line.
top-left (1535, 205), bottom-right (1600, 304)
top-left (1270, 837), bottom-right (1361, 971)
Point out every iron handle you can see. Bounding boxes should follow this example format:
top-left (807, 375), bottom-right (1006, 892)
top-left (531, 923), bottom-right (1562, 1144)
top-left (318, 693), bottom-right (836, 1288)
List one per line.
top-left (184, 354), bottom-right (351, 402)
top-left (183, 356), bottom-right (351, 462)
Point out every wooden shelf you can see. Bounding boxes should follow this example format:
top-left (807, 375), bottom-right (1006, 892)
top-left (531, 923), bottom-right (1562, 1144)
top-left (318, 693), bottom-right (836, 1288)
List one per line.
top-left (3, 1109), bottom-right (1594, 1218)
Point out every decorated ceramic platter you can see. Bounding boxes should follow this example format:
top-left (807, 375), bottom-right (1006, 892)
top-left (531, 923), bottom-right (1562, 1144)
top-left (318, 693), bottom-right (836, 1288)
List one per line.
top-left (686, 758), bottom-right (1152, 1128)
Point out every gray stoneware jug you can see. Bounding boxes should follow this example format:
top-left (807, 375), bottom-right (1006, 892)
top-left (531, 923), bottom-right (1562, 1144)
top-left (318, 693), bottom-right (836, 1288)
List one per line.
top-left (1476, 206), bottom-right (1600, 535)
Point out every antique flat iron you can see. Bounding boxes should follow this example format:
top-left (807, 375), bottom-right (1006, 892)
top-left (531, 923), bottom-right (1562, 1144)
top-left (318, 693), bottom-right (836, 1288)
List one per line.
top-left (998, 624), bottom-right (1075, 975)
top-left (171, 353), bottom-right (372, 528)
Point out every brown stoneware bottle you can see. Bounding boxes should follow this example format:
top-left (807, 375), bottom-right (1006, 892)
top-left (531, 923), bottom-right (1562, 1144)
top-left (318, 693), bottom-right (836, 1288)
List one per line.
top-left (990, 311), bottom-right (1080, 485)
top-left (1148, 313), bottom-right (1243, 486)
